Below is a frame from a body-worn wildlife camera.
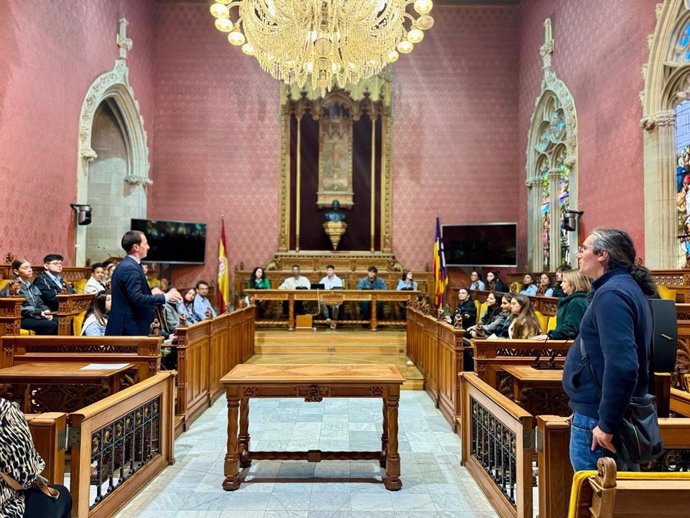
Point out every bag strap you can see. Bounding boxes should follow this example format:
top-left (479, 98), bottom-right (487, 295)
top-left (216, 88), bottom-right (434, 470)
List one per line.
top-left (580, 295), bottom-right (655, 399)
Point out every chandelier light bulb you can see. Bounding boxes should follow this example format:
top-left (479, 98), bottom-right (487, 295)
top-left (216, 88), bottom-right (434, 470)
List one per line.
top-left (397, 40), bottom-right (414, 54)
top-left (414, 0), bottom-right (433, 15)
top-left (386, 49), bottom-right (399, 63)
top-left (416, 14), bottom-right (434, 30)
top-left (214, 17), bottom-right (233, 32)
top-left (242, 43), bottom-right (256, 55)
top-left (228, 31), bottom-right (246, 46)
top-left (407, 28), bottom-right (424, 44)
top-left (210, 3), bottom-right (230, 18)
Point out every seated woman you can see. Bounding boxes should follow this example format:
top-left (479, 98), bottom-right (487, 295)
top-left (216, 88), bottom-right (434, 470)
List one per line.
top-left (482, 294), bottom-right (512, 338)
top-left (246, 266), bottom-right (271, 318)
top-left (536, 272), bottom-right (554, 297)
top-left (0, 259), bottom-right (57, 335)
top-left (446, 288), bottom-right (477, 330)
top-left (485, 271), bottom-right (507, 293)
top-left (508, 294), bottom-right (541, 339)
top-left (80, 291), bottom-right (111, 336)
top-left (533, 270), bottom-right (591, 340)
top-left (464, 291), bottom-right (500, 338)
top-left (469, 271), bottom-right (485, 291)
top-left (519, 273), bottom-right (538, 296)
top-left (549, 267), bottom-right (566, 298)
top-left (0, 397), bottom-right (72, 518)
top-left (396, 270), bottom-right (417, 291)
top-left (177, 288), bottom-right (202, 325)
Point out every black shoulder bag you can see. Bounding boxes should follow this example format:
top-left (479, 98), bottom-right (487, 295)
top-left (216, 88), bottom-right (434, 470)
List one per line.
top-left (579, 335), bottom-right (663, 465)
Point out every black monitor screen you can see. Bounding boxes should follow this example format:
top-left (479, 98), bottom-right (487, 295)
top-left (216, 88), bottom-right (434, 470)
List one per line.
top-left (131, 219), bottom-right (207, 264)
top-left (442, 223), bottom-right (517, 267)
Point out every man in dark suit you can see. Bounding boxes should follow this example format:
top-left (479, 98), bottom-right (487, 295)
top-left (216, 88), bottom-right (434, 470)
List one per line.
top-left (34, 254), bottom-right (76, 312)
top-left (105, 231), bottom-right (182, 336)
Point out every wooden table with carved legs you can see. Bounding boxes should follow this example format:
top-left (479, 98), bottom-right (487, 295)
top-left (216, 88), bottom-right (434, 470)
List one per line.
top-left (221, 364), bottom-right (405, 491)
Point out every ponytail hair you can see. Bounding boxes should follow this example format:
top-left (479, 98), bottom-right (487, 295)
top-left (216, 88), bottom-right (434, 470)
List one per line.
top-left (590, 227), bottom-right (657, 297)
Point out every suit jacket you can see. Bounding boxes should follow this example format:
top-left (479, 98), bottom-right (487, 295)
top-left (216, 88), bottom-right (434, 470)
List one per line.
top-left (33, 272), bottom-right (75, 312)
top-left (105, 256), bottom-right (165, 336)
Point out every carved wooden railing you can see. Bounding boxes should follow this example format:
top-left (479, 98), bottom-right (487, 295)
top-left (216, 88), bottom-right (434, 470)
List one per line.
top-left (537, 415), bottom-right (690, 518)
top-left (26, 412), bottom-right (67, 485)
top-left (406, 306), bottom-right (465, 429)
top-left (0, 265), bottom-right (91, 282)
top-left (0, 296), bottom-right (22, 336)
top-left (459, 372), bottom-right (535, 518)
top-left (69, 372), bottom-right (175, 518)
top-left (174, 306), bottom-right (255, 435)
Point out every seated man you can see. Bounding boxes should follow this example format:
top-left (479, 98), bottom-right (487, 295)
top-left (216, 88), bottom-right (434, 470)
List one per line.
top-left (33, 254), bottom-right (75, 312)
top-left (83, 262), bottom-right (106, 294)
top-left (319, 264), bottom-right (343, 328)
top-left (279, 265), bottom-right (311, 315)
top-left (356, 266), bottom-right (387, 320)
top-left (193, 280), bottom-right (217, 319)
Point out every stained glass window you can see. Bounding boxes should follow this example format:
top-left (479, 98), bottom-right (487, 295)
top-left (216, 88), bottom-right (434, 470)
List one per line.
top-left (674, 20), bottom-right (690, 62)
top-left (675, 100), bottom-right (690, 266)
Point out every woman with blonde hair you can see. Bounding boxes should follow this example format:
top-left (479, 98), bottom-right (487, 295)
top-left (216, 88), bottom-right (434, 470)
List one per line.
top-left (508, 294), bottom-right (541, 338)
top-left (533, 270), bottom-right (591, 340)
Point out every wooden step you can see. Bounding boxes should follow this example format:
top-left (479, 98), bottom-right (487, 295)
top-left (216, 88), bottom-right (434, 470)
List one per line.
top-left (256, 328), bottom-right (407, 354)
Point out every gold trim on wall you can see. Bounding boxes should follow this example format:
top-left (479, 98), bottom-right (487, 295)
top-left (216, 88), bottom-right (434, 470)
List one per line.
top-left (278, 71), bottom-right (393, 253)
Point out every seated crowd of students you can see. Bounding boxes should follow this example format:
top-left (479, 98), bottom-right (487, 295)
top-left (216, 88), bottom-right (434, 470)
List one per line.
top-left (0, 254), bottom-right (218, 338)
top-left (449, 268), bottom-right (592, 341)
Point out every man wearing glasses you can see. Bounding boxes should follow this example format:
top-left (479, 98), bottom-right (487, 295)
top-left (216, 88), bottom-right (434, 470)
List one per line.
top-left (34, 254), bottom-right (76, 312)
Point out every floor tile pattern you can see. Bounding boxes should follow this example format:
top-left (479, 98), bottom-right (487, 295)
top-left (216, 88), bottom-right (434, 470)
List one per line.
top-left (114, 391), bottom-right (498, 518)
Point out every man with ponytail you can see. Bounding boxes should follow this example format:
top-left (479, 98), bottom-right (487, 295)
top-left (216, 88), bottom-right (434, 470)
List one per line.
top-left (562, 228), bottom-right (656, 471)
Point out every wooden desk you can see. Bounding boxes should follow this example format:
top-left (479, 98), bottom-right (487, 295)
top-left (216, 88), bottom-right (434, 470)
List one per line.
top-left (221, 364), bottom-right (405, 491)
top-left (501, 365), bottom-right (569, 416)
top-left (245, 289), bottom-right (419, 330)
top-left (0, 361), bottom-right (133, 412)
top-left (56, 293), bottom-right (94, 335)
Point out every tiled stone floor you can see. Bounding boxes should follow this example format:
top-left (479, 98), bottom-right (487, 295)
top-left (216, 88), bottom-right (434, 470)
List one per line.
top-left (115, 391), bottom-right (498, 518)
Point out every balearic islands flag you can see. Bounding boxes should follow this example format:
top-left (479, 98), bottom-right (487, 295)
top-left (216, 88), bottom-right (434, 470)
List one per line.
top-left (217, 218), bottom-right (230, 313)
top-left (433, 216), bottom-right (448, 309)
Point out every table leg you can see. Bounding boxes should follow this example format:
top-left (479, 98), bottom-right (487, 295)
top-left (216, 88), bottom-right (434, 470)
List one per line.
top-left (383, 393), bottom-right (402, 491)
top-left (288, 297), bottom-right (295, 330)
top-left (370, 296), bottom-right (378, 331)
top-left (223, 393), bottom-right (241, 491)
top-left (380, 398), bottom-right (388, 468)
top-left (239, 397), bottom-right (252, 468)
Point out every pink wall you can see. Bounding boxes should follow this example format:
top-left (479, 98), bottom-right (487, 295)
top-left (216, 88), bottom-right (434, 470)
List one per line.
top-left (0, 0), bottom-right (156, 264)
top-left (392, 5), bottom-right (521, 270)
top-left (149, 2), bottom-right (280, 288)
top-left (150, 3), bottom-right (521, 286)
top-left (517, 0), bottom-right (659, 263)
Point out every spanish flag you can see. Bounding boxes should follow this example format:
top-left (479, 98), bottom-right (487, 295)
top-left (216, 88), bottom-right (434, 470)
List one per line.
top-left (433, 216), bottom-right (448, 309)
top-left (217, 218), bottom-right (230, 313)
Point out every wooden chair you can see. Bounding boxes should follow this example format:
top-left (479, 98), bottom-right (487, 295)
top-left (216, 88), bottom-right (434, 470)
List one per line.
top-left (567, 457), bottom-right (690, 518)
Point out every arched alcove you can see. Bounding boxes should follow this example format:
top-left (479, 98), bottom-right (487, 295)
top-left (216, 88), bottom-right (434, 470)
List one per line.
top-left (74, 19), bottom-right (150, 265)
top-left (641, 0), bottom-right (690, 267)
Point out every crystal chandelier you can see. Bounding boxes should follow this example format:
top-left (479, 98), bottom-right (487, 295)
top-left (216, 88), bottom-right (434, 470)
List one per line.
top-left (209, 0), bottom-right (434, 93)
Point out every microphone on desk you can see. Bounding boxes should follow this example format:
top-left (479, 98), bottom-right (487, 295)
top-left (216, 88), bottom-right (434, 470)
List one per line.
top-left (532, 335), bottom-right (549, 369)
top-left (545, 337), bottom-right (574, 370)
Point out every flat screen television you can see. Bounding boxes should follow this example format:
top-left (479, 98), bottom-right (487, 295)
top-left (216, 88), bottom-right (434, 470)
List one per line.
top-left (130, 219), bottom-right (207, 264)
top-left (442, 223), bottom-right (517, 267)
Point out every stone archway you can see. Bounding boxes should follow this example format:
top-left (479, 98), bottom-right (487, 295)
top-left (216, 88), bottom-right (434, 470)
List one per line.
top-left (74, 18), bottom-right (150, 265)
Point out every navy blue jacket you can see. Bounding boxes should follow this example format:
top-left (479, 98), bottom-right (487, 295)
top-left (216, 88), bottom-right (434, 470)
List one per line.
top-left (105, 256), bottom-right (165, 336)
top-left (562, 269), bottom-right (652, 435)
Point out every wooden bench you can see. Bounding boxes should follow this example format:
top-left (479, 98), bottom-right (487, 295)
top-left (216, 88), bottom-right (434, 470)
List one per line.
top-left (567, 456), bottom-right (690, 518)
top-left (0, 335), bottom-right (162, 383)
top-left (26, 412), bottom-right (67, 485)
top-left (0, 296), bottom-right (22, 336)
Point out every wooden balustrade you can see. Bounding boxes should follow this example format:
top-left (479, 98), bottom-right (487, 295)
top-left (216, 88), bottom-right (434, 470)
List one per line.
top-left (26, 411), bottom-right (67, 485)
top-left (0, 265), bottom-right (91, 282)
top-left (69, 372), bottom-right (175, 518)
top-left (0, 296), bottom-right (22, 336)
top-left (406, 306), bottom-right (465, 429)
top-left (1, 335), bottom-right (163, 382)
top-left (174, 306), bottom-right (255, 435)
top-left (459, 372), bottom-right (535, 518)
top-left (56, 292), bottom-right (94, 335)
